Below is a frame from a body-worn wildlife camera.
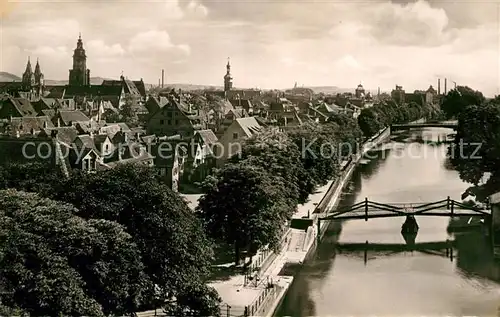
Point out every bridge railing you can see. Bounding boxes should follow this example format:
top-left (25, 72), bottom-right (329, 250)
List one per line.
top-left (320, 197), bottom-right (491, 220)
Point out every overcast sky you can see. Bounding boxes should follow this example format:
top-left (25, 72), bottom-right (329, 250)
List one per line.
top-left (1, 0), bottom-right (499, 96)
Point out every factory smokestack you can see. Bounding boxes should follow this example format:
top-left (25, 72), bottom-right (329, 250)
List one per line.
top-left (161, 69), bottom-right (164, 88)
top-left (444, 78), bottom-right (447, 94)
top-left (438, 78), bottom-right (441, 95)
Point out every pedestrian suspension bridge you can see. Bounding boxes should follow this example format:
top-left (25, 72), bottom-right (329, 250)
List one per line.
top-left (391, 122), bottom-right (458, 131)
top-left (319, 196), bottom-right (490, 222)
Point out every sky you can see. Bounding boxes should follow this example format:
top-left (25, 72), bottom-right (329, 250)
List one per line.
top-left (0, 0), bottom-right (499, 96)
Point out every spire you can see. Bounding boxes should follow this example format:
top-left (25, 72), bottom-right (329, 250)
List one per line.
top-left (226, 57), bottom-right (230, 73)
top-left (24, 56), bottom-right (32, 73)
top-left (34, 57), bottom-right (41, 75)
top-left (79, 32), bottom-right (81, 40)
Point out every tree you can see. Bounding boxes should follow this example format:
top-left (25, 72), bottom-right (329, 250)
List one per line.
top-left (287, 122), bottom-right (341, 186)
top-left (120, 94), bottom-right (140, 127)
top-left (357, 107), bottom-right (383, 137)
top-left (441, 86), bottom-right (485, 119)
top-left (0, 164), bottom-right (221, 316)
top-left (50, 165), bottom-right (220, 315)
top-left (0, 189), bottom-right (146, 316)
top-left (232, 128), bottom-right (315, 204)
top-left (197, 164), bottom-right (293, 266)
top-left (448, 101), bottom-right (500, 200)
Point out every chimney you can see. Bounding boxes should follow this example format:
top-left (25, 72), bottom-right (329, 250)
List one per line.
top-left (444, 78), bottom-right (447, 94)
top-left (161, 69), bottom-right (164, 88)
top-left (57, 118), bottom-right (61, 127)
top-left (158, 78), bottom-right (160, 87)
top-left (438, 78), bottom-right (441, 95)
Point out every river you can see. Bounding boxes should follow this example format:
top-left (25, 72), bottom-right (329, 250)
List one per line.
top-left (276, 127), bottom-right (500, 316)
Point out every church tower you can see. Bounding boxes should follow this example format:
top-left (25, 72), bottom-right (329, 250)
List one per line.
top-left (224, 57), bottom-right (233, 92)
top-left (22, 57), bottom-right (35, 90)
top-left (69, 33), bottom-right (90, 87)
top-left (34, 58), bottom-right (45, 97)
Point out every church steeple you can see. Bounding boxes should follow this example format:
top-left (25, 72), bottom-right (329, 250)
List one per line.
top-left (24, 57), bottom-right (32, 75)
top-left (34, 58), bottom-right (44, 87)
top-left (22, 57), bottom-right (35, 89)
top-left (34, 58), bottom-right (41, 76)
top-left (69, 33), bottom-right (90, 87)
top-left (224, 57), bottom-right (233, 92)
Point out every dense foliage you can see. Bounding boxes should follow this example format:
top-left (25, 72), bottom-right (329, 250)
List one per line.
top-left (448, 99), bottom-right (500, 201)
top-left (357, 99), bottom-right (443, 138)
top-left (441, 86), bottom-right (485, 119)
top-left (198, 164), bottom-right (294, 265)
top-left (231, 129), bottom-right (315, 204)
top-left (198, 113), bottom-right (362, 265)
top-left (0, 189), bottom-right (144, 316)
top-left (0, 164), bottom-right (221, 316)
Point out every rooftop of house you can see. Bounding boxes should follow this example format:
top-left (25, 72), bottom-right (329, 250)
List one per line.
top-left (9, 116), bottom-right (54, 135)
top-left (234, 117), bottom-right (262, 138)
top-left (64, 85), bottom-right (123, 98)
top-left (40, 126), bottom-right (80, 144)
top-left (56, 110), bottom-right (91, 125)
top-left (195, 129), bottom-right (218, 146)
top-left (4, 97), bottom-right (37, 117)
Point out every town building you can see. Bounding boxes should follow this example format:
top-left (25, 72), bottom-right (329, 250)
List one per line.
top-left (216, 117), bottom-right (262, 166)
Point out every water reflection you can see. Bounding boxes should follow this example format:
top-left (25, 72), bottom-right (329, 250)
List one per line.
top-left (276, 128), bottom-right (500, 317)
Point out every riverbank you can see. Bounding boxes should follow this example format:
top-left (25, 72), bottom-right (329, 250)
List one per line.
top-left (261, 126), bottom-right (392, 317)
top-left (276, 125), bottom-right (500, 317)
top-left (180, 127), bottom-right (391, 317)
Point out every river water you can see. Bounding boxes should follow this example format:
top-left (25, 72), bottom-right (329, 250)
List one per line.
top-left (276, 128), bottom-right (500, 316)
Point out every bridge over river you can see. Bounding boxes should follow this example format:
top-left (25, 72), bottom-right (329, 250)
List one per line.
top-left (391, 122), bottom-right (458, 131)
top-left (276, 125), bottom-right (500, 317)
top-left (320, 197), bottom-right (490, 221)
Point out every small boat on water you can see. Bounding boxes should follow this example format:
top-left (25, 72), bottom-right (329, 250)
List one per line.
top-left (401, 215), bottom-right (419, 235)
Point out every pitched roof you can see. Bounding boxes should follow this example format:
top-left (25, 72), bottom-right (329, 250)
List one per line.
top-left (93, 134), bottom-right (110, 147)
top-left (6, 97), bottom-right (37, 117)
top-left (39, 109), bottom-right (56, 118)
top-left (57, 110), bottom-right (90, 125)
top-left (145, 96), bottom-right (168, 114)
top-left (133, 80), bottom-right (147, 97)
top-left (195, 129), bottom-right (218, 145)
top-left (45, 86), bottom-right (66, 98)
top-left (234, 117), bottom-right (262, 137)
top-left (74, 134), bottom-right (97, 151)
top-left (40, 126), bottom-right (79, 144)
top-left (64, 85), bottom-right (123, 98)
top-left (9, 116), bottom-right (54, 135)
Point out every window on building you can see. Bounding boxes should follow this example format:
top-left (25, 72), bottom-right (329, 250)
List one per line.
top-left (233, 132), bottom-right (238, 139)
top-left (175, 120), bottom-right (179, 125)
top-left (160, 119), bottom-right (164, 125)
top-left (168, 120), bottom-right (172, 125)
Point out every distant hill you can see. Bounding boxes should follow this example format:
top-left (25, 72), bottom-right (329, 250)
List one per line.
top-left (0, 72), bottom-right (111, 86)
top-left (304, 86), bottom-right (380, 95)
top-left (44, 77), bottom-right (112, 86)
top-left (0, 72), bottom-right (21, 82)
top-left (160, 84), bottom-right (223, 91)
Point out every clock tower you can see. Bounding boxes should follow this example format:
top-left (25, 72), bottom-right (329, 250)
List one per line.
top-left (68, 33), bottom-right (90, 87)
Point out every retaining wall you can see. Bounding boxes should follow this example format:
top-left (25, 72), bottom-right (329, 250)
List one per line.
top-left (264, 126), bottom-right (391, 317)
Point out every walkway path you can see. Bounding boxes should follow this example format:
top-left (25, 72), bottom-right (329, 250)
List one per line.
top-left (178, 179), bottom-right (335, 316)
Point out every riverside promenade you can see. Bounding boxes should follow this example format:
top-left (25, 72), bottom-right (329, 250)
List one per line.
top-left (174, 127), bottom-right (392, 317)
